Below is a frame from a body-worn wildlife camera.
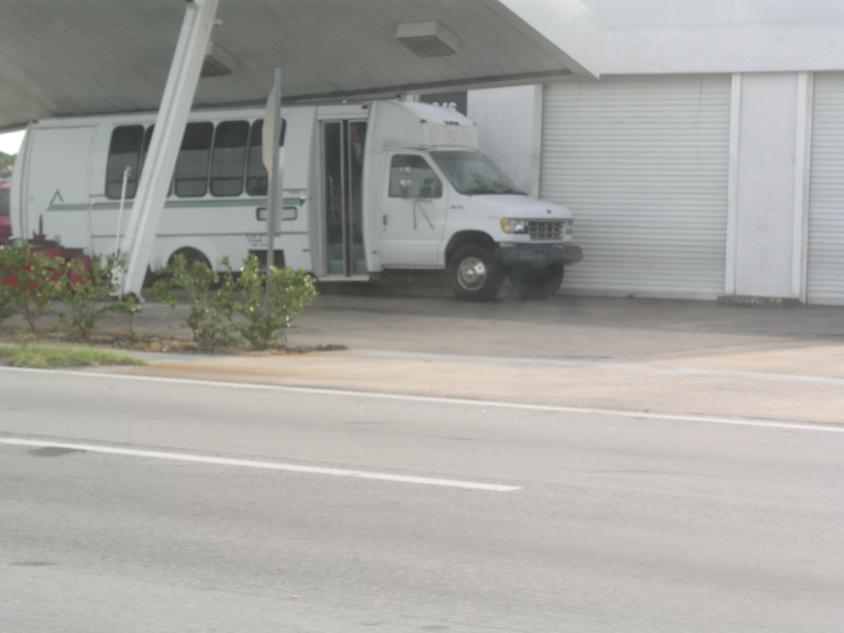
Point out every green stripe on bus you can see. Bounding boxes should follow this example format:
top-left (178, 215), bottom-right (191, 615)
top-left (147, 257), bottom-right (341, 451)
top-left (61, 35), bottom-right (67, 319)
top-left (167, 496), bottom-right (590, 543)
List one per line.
top-left (49, 196), bottom-right (306, 212)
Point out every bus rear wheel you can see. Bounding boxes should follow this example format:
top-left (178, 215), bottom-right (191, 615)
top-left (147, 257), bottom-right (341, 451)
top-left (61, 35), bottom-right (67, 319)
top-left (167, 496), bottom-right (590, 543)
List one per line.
top-left (168, 247), bottom-right (211, 270)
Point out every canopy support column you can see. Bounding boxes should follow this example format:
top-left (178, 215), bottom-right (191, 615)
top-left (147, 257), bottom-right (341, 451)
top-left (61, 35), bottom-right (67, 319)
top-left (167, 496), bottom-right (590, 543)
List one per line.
top-left (119, 0), bottom-right (219, 297)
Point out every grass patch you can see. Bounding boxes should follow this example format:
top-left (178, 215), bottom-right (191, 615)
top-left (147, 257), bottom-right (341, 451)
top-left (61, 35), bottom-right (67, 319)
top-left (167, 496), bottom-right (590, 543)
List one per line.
top-left (0, 344), bottom-right (145, 369)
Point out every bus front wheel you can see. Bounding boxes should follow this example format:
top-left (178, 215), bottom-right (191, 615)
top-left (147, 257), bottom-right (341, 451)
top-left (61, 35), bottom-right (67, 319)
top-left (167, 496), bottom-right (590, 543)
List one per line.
top-left (447, 244), bottom-right (503, 302)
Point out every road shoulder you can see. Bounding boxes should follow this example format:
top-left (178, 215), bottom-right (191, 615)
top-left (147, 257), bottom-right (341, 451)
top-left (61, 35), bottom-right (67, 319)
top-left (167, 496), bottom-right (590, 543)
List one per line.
top-left (99, 346), bottom-right (844, 426)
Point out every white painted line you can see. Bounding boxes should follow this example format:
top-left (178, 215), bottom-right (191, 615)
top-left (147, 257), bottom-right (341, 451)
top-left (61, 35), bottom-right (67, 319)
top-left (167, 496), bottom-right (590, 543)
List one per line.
top-left (1, 365), bottom-right (843, 434)
top-left (0, 437), bottom-right (520, 493)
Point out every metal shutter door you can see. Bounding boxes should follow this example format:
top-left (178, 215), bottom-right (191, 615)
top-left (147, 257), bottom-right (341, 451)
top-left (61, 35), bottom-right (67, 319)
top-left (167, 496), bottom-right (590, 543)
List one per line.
top-left (808, 73), bottom-right (844, 305)
top-left (541, 76), bottom-right (730, 298)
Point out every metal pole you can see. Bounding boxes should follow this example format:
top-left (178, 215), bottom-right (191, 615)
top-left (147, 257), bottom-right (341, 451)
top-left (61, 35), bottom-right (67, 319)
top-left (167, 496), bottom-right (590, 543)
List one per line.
top-left (114, 166), bottom-right (131, 258)
top-left (265, 67), bottom-right (282, 302)
top-left (113, 166), bottom-right (132, 299)
top-left (119, 0), bottom-right (219, 297)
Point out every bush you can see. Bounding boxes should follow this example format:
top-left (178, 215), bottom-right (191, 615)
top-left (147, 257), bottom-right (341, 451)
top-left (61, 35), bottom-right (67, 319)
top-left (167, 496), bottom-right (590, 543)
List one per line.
top-left (59, 254), bottom-right (134, 341)
top-left (150, 253), bottom-right (317, 351)
top-left (0, 265), bottom-right (13, 325)
top-left (236, 255), bottom-right (317, 350)
top-left (151, 254), bottom-right (238, 350)
top-left (118, 294), bottom-right (143, 339)
top-left (0, 243), bottom-right (65, 334)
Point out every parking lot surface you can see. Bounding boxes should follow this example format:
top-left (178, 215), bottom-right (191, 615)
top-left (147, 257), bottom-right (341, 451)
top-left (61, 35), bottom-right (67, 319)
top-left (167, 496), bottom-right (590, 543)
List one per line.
top-left (74, 292), bottom-right (844, 426)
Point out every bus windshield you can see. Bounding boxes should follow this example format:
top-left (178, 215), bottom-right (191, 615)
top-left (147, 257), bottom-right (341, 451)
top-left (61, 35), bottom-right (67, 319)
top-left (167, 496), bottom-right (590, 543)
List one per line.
top-left (430, 150), bottom-right (525, 196)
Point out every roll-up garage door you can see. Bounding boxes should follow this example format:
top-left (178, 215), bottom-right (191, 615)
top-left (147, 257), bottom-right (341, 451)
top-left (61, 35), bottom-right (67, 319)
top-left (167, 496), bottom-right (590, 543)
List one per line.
top-left (808, 73), bottom-right (844, 305)
top-left (541, 76), bottom-right (731, 298)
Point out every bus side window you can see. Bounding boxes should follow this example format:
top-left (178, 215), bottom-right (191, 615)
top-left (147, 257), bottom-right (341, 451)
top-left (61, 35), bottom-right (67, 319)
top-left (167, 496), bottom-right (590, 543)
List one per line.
top-left (210, 121), bottom-right (249, 197)
top-left (105, 125), bottom-right (143, 199)
top-left (246, 118), bottom-right (286, 196)
top-left (174, 122), bottom-right (213, 197)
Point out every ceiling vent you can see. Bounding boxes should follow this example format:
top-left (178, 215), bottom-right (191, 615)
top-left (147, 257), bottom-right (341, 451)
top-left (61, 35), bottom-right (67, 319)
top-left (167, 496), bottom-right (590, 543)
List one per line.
top-left (396, 21), bottom-right (461, 58)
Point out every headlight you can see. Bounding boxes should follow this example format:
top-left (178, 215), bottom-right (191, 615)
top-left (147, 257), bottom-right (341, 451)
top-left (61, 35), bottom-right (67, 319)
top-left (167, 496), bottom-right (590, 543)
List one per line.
top-left (562, 219), bottom-right (573, 238)
top-left (500, 218), bottom-right (529, 234)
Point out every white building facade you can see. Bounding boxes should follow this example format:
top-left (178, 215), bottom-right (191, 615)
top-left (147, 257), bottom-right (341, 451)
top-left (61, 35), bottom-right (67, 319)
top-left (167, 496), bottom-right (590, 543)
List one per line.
top-left (468, 0), bottom-right (844, 304)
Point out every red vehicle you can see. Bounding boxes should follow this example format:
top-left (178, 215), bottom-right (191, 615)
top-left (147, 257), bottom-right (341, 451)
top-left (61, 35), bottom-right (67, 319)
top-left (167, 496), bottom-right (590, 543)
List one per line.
top-left (0, 182), bottom-right (10, 245)
top-left (0, 182), bottom-right (92, 286)
top-left (2, 236), bottom-right (93, 290)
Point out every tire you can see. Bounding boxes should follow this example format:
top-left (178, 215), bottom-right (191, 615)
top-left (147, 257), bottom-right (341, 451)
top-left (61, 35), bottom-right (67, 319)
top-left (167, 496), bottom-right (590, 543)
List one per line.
top-left (447, 243), bottom-right (503, 302)
top-left (169, 247), bottom-right (211, 270)
top-left (509, 262), bottom-right (564, 300)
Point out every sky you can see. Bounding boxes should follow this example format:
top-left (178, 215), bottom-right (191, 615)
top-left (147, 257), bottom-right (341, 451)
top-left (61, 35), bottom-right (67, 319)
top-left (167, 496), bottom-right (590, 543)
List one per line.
top-left (0, 130), bottom-right (25, 155)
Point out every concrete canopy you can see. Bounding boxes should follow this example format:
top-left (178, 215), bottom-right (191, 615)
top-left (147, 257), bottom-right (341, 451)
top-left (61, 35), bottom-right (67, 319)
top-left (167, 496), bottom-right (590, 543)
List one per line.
top-left (0, 0), bottom-right (602, 130)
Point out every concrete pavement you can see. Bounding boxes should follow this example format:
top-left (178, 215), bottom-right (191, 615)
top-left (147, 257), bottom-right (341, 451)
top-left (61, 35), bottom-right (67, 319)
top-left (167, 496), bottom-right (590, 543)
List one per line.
top-left (113, 293), bottom-right (844, 361)
top-left (101, 293), bottom-right (844, 424)
top-left (111, 344), bottom-right (844, 425)
top-left (4, 293), bottom-right (844, 423)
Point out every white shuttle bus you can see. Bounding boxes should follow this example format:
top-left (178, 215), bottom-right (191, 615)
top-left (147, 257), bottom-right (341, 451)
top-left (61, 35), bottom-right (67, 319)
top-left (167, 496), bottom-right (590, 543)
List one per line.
top-left (11, 100), bottom-right (581, 300)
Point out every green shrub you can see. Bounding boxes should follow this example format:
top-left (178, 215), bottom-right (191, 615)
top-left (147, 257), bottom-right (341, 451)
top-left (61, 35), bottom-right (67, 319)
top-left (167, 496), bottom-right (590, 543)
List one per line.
top-left (0, 287), bottom-right (13, 324)
top-left (0, 243), bottom-right (65, 334)
top-left (151, 254), bottom-right (238, 350)
top-left (59, 254), bottom-right (134, 341)
top-left (150, 253), bottom-right (317, 351)
top-left (117, 293), bottom-right (143, 339)
top-left (0, 262), bottom-right (14, 325)
top-left (236, 254), bottom-right (317, 350)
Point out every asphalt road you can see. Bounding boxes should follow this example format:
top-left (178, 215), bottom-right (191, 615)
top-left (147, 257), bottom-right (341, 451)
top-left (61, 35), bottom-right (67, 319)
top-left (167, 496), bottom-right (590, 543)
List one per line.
top-left (2, 368), bottom-right (844, 632)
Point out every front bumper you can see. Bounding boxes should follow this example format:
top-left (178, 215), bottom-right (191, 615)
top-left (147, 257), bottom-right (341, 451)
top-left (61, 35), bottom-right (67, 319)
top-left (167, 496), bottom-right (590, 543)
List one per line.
top-left (499, 242), bottom-right (583, 270)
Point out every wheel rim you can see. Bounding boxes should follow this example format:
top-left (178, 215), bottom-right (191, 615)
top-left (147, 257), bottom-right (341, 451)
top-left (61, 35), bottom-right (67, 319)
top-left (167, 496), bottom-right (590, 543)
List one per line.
top-left (457, 256), bottom-right (488, 291)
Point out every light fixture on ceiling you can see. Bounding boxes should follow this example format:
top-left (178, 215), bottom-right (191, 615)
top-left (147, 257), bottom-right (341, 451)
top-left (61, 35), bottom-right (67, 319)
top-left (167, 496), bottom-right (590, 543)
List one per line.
top-left (396, 21), bottom-right (461, 58)
top-left (202, 42), bottom-right (238, 77)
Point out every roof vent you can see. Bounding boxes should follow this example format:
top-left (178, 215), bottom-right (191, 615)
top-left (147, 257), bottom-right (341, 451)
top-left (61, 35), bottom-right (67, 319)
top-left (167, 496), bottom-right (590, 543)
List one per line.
top-left (396, 21), bottom-right (460, 58)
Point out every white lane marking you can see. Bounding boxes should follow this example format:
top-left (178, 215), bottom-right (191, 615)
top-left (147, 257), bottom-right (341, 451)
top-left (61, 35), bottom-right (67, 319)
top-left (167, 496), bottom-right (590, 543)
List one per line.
top-left (0, 437), bottom-right (520, 493)
top-left (1, 365), bottom-right (843, 434)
